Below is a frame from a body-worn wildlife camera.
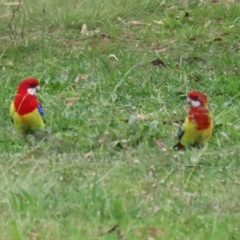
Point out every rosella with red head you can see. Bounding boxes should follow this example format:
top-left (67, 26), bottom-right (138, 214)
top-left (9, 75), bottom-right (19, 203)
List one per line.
top-left (10, 78), bottom-right (47, 140)
top-left (173, 90), bottom-right (214, 149)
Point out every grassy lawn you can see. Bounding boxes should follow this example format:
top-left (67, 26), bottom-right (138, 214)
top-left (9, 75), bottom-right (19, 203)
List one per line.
top-left (1, 0), bottom-right (240, 239)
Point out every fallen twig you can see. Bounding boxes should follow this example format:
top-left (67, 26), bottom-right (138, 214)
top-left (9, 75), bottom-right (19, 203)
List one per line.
top-left (8, 0), bottom-right (26, 42)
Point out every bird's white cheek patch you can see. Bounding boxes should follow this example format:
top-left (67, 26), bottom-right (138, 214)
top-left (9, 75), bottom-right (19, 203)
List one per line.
top-left (191, 100), bottom-right (201, 108)
top-left (27, 88), bottom-right (37, 95)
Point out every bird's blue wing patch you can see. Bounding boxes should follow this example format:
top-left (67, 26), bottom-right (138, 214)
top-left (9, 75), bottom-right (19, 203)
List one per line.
top-left (177, 125), bottom-right (184, 139)
top-left (38, 104), bottom-right (45, 117)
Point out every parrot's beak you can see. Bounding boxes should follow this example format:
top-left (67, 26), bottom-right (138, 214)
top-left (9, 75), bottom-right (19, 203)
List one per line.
top-left (27, 85), bottom-right (40, 95)
top-left (187, 97), bottom-right (191, 104)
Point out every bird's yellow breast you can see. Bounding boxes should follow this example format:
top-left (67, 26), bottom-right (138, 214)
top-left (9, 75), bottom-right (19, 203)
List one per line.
top-left (180, 116), bottom-right (214, 148)
top-left (10, 102), bottom-right (45, 135)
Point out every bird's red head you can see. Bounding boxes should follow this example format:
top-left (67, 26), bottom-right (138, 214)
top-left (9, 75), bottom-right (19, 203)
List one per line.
top-left (187, 91), bottom-right (208, 107)
top-left (17, 78), bottom-right (40, 95)
top-left (13, 78), bottom-right (41, 115)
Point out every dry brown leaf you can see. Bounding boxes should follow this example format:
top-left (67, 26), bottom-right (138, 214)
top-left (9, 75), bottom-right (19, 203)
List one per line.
top-left (153, 20), bottom-right (164, 25)
top-left (80, 24), bottom-right (100, 36)
top-left (151, 59), bottom-right (167, 67)
top-left (101, 32), bottom-right (113, 39)
top-left (66, 102), bottom-right (73, 107)
top-left (162, 118), bottom-right (184, 125)
top-left (29, 232), bottom-right (39, 240)
top-left (80, 74), bottom-right (88, 80)
top-left (136, 114), bottom-right (148, 121)
top-left (65, 97), bottom-right (80, 107)
top-left (162, 119), bottom-right (172, 125)
top-left (152, 137), bottom-right (167, 151)
top-left (118, 229), bottom-right (125, 240)
top-left (80, 24), bottom-right (88, 35)
top-left (108, 54), bottom-right (119, 61)
top-left (154, 46), bottom-right (168, 53)
top-left (148, 227), bottom-right (164, 237)
top-left (6, 61), bottom-right (13, 66)
top-left (213, 37), bottom-right (222, 41)
top-left (162, 39), bottom-right (175, 44)
top-left (128, 20), bottom-right (144, 25)
top-left (3, 2), bottom-right (24, 6)
top-left (215, 17), bottom-right (223, 22)
top-left (62, 39), bottom-right (71, 48)
top-left (74, 73), bottom-right (89, 83)
top-left (188, 37), bottom-right (196, 42)
top-left (111, 141), bottom-right (124, 150)
top-left (100, 225), bottom-right (124, 239)
top-left (135, 227), bottom-right (164, 238)
top-left (101, 225), bottom-right (119, 235)
top-left (85, 151), bottom-right (92, 159)
top-left (117, 17), bottom-right (126, 24)
top-left (88, 29), bottom-right (101, 36)
top-left (74, 74), bottom-right (81, 83)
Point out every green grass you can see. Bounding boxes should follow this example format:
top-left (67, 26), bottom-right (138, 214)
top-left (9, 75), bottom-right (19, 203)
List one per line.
top-left (1, 0), bottom-right (240, 239)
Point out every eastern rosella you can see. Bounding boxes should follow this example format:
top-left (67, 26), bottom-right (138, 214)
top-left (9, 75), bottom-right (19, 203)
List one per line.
top-left (10, 78), bottom-right (47, 140)
top-left (173, 91), bottom-right (214, 149)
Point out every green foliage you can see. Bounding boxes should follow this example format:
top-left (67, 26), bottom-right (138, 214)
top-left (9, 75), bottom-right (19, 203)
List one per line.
top-left (1, 0), bottom-right (240, 239)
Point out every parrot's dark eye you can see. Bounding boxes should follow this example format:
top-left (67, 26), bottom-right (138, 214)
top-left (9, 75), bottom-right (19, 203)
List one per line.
top-left (193, 95), bottom-right (199, 100)
top-left (29, 82), bottom-right (36, 87)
